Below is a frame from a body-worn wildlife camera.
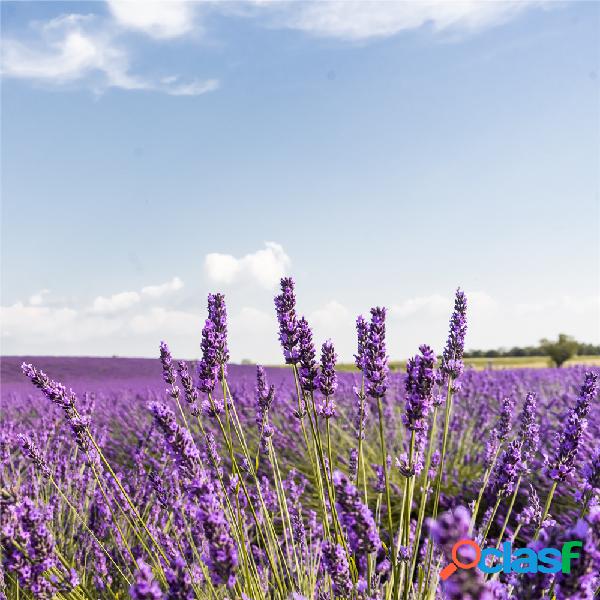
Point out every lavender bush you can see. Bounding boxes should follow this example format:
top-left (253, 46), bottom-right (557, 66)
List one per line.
top-left (1, 279), bottom-right (599, 599)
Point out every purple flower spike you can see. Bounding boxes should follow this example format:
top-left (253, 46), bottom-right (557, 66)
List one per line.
top-left (18, 434), bottom-right (51, 479)
top-left (354, 315), bottom-right (369, 371)
top-left (491, 440), bottom-right (523, 498)
top-left (318, 340), bottom-right (338, 397)
top-left (130, 559), bottom-right (164, 600)
top-left (518, 392), bottom-right (539, 467)
top-left (333, 470), bottom-right (381, 557)
top-left (274, 277), bottom-right (300, 364)
top-left (547, 372), bottom-right (599, 482)
top-left (440, 289), bottom-right (468, 380)
top-left (363, 307), bottom-right (389, 399)
top-left (321, 540), bottom-right (353, 596)
top-left (149, 402), bottom-right (200, 480)
top-left (207, 293), bottom-right (229, 369)
top-left (189, 475), bottom-right (238, 588)
top-left (297, 317), bottom-right (318, 392)
top-left (198, 319), bottom-right (220, 394)
top-left (159, 341), bottom-right (176, 386)
top-left (403, 344), bottom-right (436, 432)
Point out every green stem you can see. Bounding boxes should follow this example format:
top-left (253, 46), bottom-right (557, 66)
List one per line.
top-left (534, 481), bottom-right (557, 540)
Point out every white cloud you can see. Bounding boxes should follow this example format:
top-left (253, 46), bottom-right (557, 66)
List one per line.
top-left (90, 291), bottom-right (141, 314)
top-left (391, 294), bottom-right (450, 319)
top-left (204, 242), bottom-right (291, 290)
top-left (29, 289), bottom-right (50, 306)
top-left (309, 300), bottom-right (351, 327)
top-left (141, 276), bottom-right (184, 298)
top-left (129, 306), bottom-right (200, 335)
top-left (0, 13), bottom-right (218, 96)
top-left (107, 0), bottom-right (198, 39)
top-left (276, 1), bottom-right (544, 41)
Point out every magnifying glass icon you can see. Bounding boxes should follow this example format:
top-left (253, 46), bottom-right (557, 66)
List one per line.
top-left (440, 539), bottom-right (481, 581)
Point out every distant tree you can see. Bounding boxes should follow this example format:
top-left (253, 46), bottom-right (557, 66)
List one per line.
top-left (539, 334), bottom-right (579, 368)
top-left (240, 358), bottom-right (253, 365)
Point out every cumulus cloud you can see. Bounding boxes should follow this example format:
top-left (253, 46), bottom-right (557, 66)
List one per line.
top-left (204, 242), bottom-right (291, 290)
top-left (89, 291), bottom-right (141, 314)
top-left (274, 1), bottom-right (545, 40)
top-left (0, 13), bottom-right (218, 96)
top-left (141, 277), bottom-right (184, 298)
top-left (107, 0), bottom-right (199, 39)
top-left (29, 289), bottom-right (50, 306)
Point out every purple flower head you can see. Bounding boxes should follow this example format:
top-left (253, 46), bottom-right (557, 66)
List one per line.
top-left (318, 340), bottom-right (338, 397)
top-left (497, 396), bottom-right (514, 443)
top-left (198, 319), bottom-right (220, 394)
top-left (207, 293), bottom-right (229, 369)
top-left (321, 540), bottom-right (353, 596)
top-left (554, 508), bottom-right (600, 600)
top-left (440, 289), bottom-right (468, 380)
top-left (2, 497), bottom-right (61, 599)
top-left (428, 506), bottom-right (492, 600)
top-left (149, 402), bottom-right (200, 479)
top-left (130, 559), bottom-right (164, 600)
top-left (403, 344), bottom-right (436, 432)
top-left (189, 474), bottom-right (238, 588)
top-left (363, 307), bottom-right (389, 399)
top-left (177, 361), bottom-right (198, 408)
top-left (21, 363), bottom-right (75, 412)
top-left (578, 448), bottom-right (600, 505)
top-left (348, 447), bottom-right (358, 481)
top-left (159, 341), bottom-right (176, 386)
top-left (18, 434), bottom-right (51, 479)
top-left (354, 315), bottom-right (369, 371)
top-left (547, 372), bottom-right (599, 482)
top-left (297, 317), bottom-right (318, 392)
top-left (274, 277), bottom-right (299, 364)
top-left (491, 440), bottom-right (523, 498)
top-left (255, 366), bottom-right (275, 450)
top-left (516, 484), bottom-right (544, 530)
top-left (518, 392), bottom-right (539, 466)
top-left (333, 470), bottom-right (381, 557)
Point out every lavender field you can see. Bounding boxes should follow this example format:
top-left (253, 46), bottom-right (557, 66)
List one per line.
top-left (1, 280), bottom-right (598, 600)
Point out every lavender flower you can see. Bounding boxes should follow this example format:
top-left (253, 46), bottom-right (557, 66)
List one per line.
top-left (274, 277), bottom-right (299, 364)
top-left (497, 396), bottom-right (514, 443)
top-left (348, 448), bottom-right (358, 481)
top-left (354, 315), bottom-right (368, 371)
top-left (198, 319), bottom-right (219, 394)
top-left (18, 434), bottom-right (51, 479)
top-left (333, 470), bottom-right (381, 557)
top-left (578, 448), bottom-right (600, 506)
top-left (428, 506), bottom-right (492, 600)
top-left (547, 372), bottom-right (599, 482)
top-left (403, 344), bottom-right (436, 433)
top-left (130, 559), bottom-right (164, 600)
top-left (297, 317), bottom-right (318, 392)
top-left (363, 307), bottom-right (388, 399)
top-left (491, 440), bottom-right (523, 498)
top-left (207, 293), bottom-right (229, 369)
top-left (321, 540), bottom-right (353, 596)
top-left (149, 402), bottom-right (200, 479)
top-left (554, 507), bottom-right (600, 600)
top-left (177, 361), bottom-right (199, 412)
top-left (255, 366), bottom-right (275, 450)
top-left (159, 341), bottom-right (176, 386)
top-left (189, 474), bottom-right (238, 588)
top-left (518, 392), bottom-right (539, 467)
top-left (318, 340), bottom-right (337, 418)
top-left (440, 289), bottom-right (468, 380)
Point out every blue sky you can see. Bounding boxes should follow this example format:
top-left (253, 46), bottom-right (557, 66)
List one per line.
top-left (1, 1), bottom-right (598, 362)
